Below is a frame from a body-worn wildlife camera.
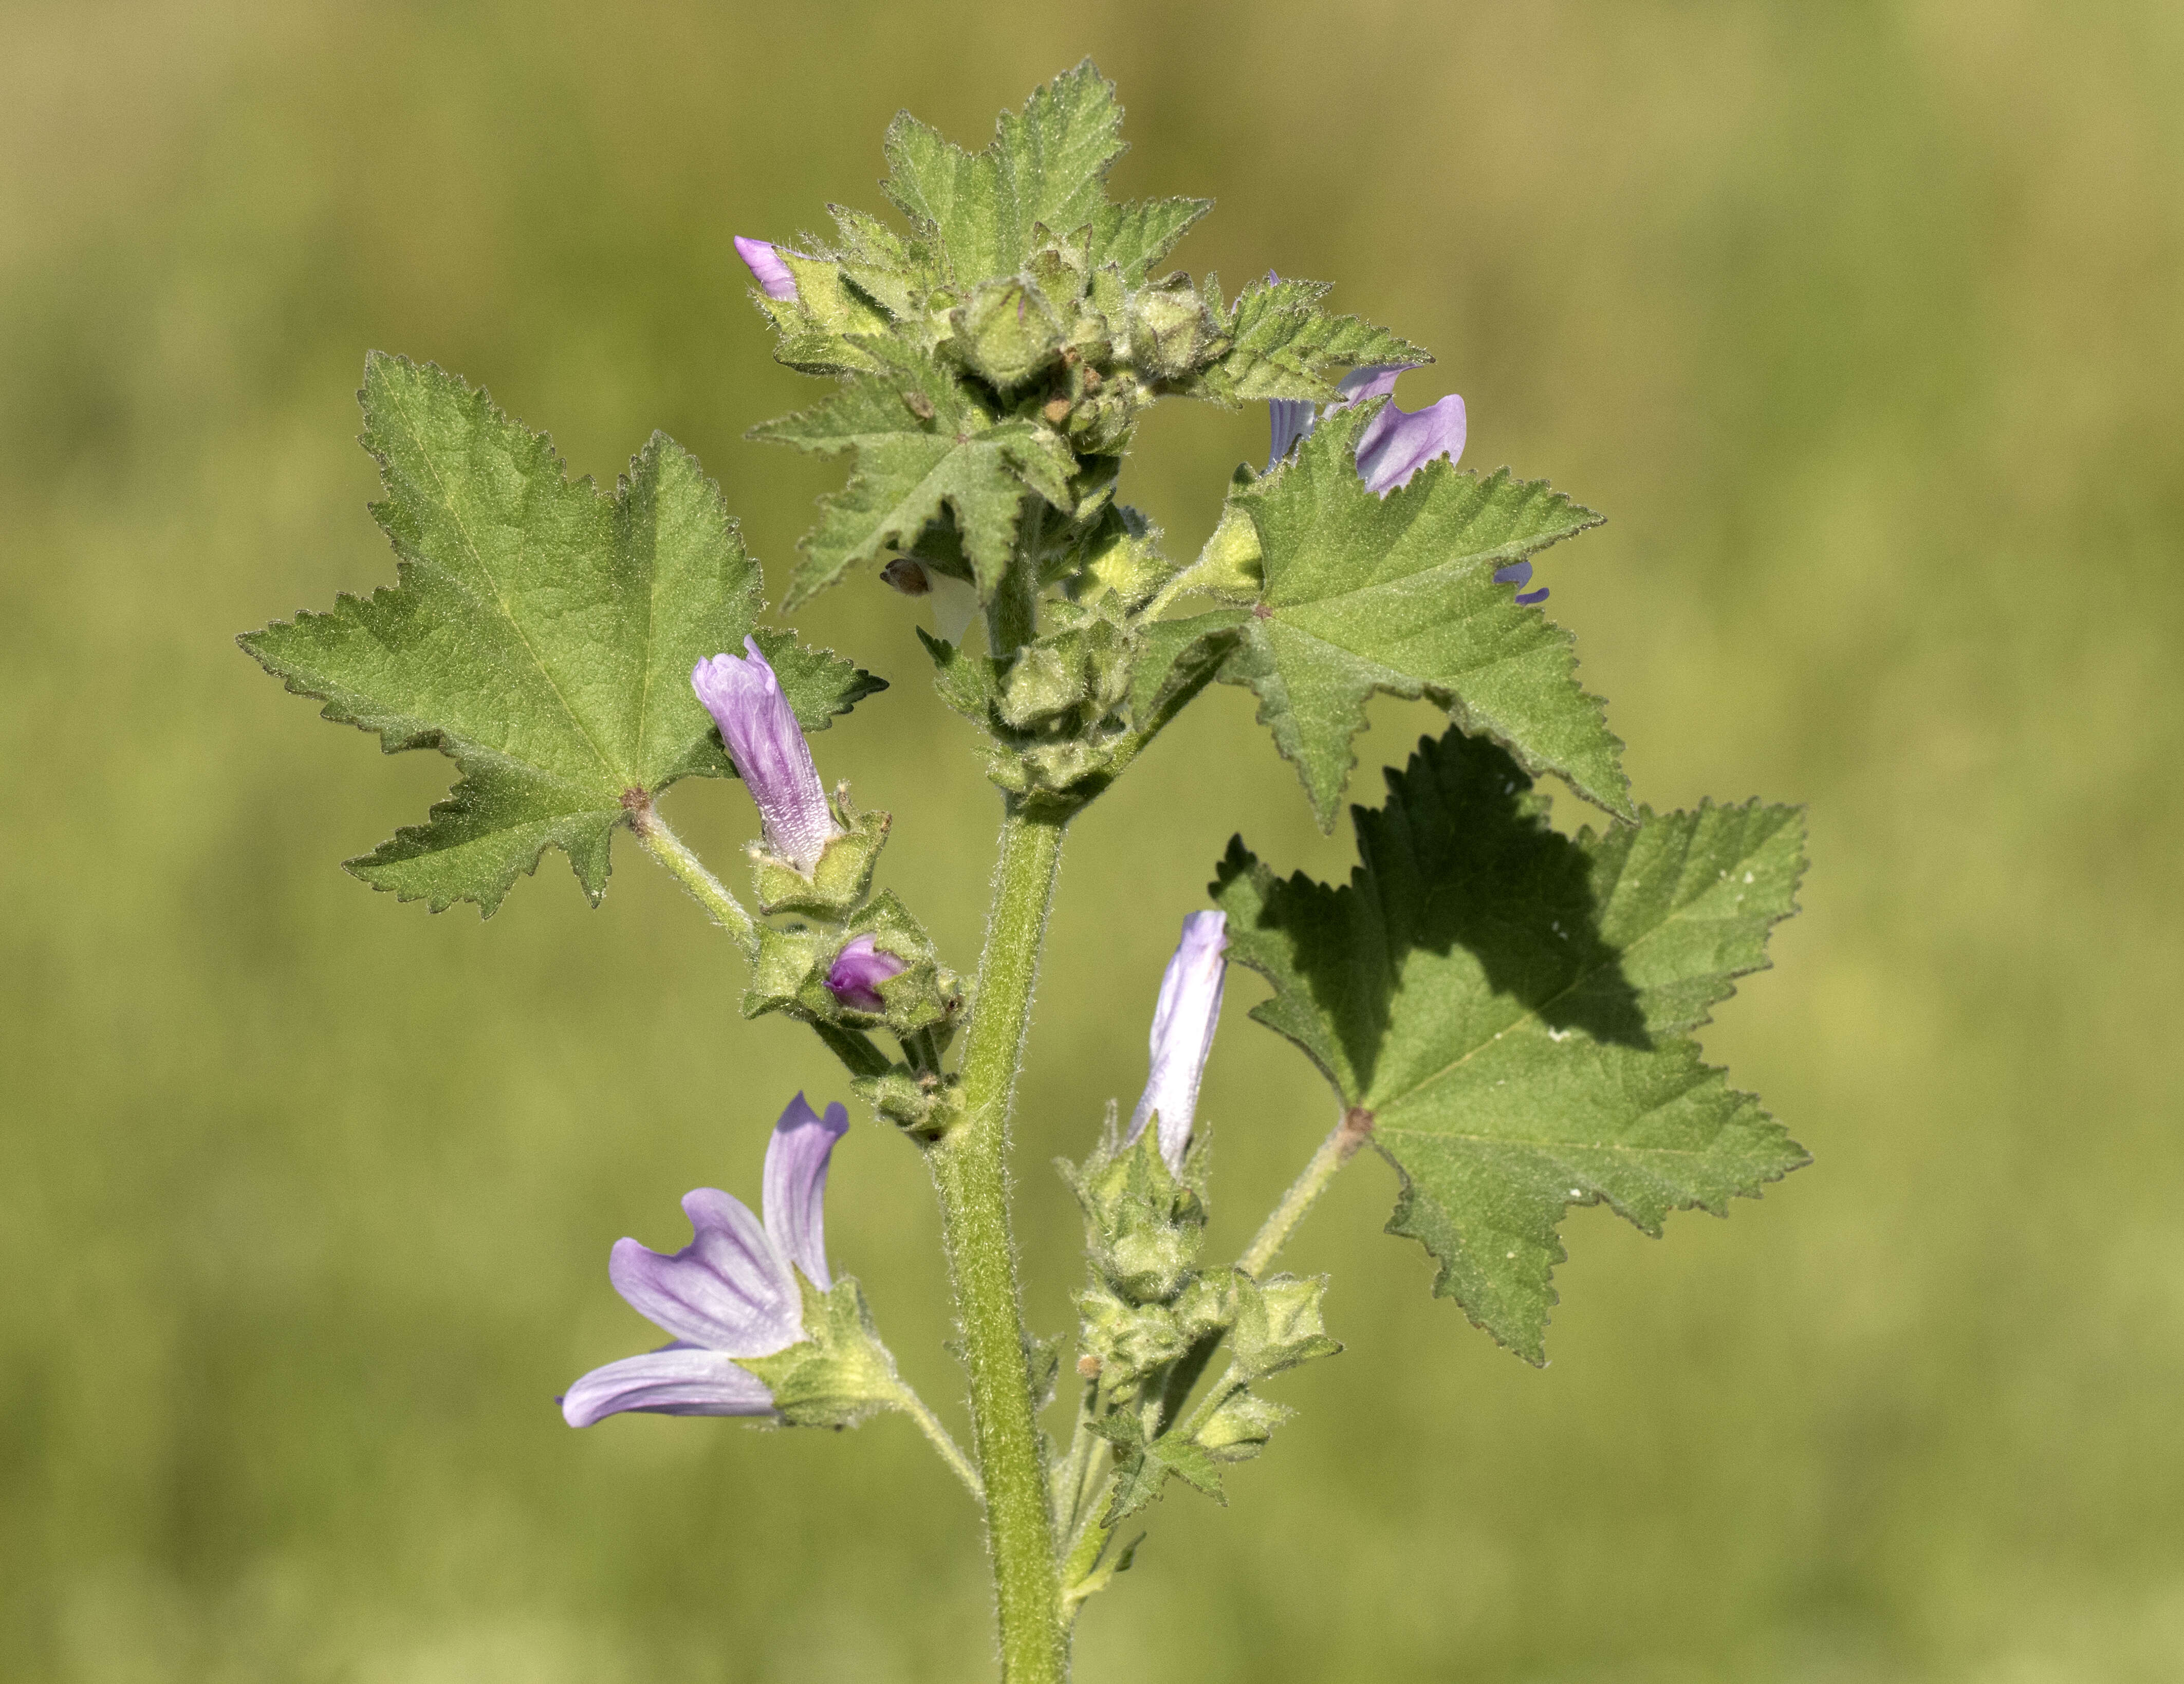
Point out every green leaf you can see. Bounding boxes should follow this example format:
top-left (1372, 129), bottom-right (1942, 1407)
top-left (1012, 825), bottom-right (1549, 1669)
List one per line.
top-left (241, 354), bottom-right (879, 915)
top-left (1212, 725), bottom-right (1807, 1362)
top-left (1091, 197), bottom-right (1213, 287)
top-left (1223, 401), bottom-right (1629, 828)
top-left (752, 347), bottom-right (1078, 606)
top-left (882, 60), bottom-right (1132, 288)
top-left (1187, 275), bottom-right (1429, 404)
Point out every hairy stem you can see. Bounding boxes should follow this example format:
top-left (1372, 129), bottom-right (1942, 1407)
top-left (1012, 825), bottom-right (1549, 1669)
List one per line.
top-left (1237, 1106), bottom-right (1376, 1279)
top-left (627, 798), bottom-right (757, 955)
top-left (929, 807), bottom-right (1068, 1683)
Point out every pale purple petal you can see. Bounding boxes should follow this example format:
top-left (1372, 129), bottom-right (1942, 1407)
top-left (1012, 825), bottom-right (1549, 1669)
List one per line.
top-left (1267, 399), bottom-right (1317, 470)
top-left (607, 1187), bottom-right (802, 1356)
top-left (735, 236), bottom-right (799, 302)
top-left (825, 934), bottom-right (907, 1014)
top-left (561, 1342), bottom-right (776, 1427)
top-left (1335, 364), bottom-right (1408, 405)
top-left (692, 637), bottom-right (841, 873)
top-left (1515, 586), bottom-right (1549, 605)
top-left (762, 1093), bottom-right (849, 1290)
top-left (1355, 392), bottom-right (1467, 494)
top-left (1126, 911), bottom-right (1230, 1171)
top-left (1493, 561), bottom-right (1533, 588)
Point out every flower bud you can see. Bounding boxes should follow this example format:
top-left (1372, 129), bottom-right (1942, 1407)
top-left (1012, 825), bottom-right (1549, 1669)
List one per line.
top-left (692, 637), bottom-right (840, 874)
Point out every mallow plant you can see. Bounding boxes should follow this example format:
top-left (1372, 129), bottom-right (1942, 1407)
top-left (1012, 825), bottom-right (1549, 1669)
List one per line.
top-left (242, 63), bottom-right (1806, 1682)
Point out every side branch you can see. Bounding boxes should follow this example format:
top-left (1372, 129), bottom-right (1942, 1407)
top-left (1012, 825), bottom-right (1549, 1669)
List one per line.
top-left (624, 792), bottom-right (759, 955)
top-left (1238, 1105), bottom-right (1375, 1279)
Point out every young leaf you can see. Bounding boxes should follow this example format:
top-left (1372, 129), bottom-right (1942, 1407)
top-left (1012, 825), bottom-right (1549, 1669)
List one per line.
top-left (242, 354), bottom-right (880, 915)
top-left (751, 347), bottom-right (1078, 606)
top-left (882, 60), bottom-right (1189, 290)
top-left (1212, 725), bottom-right (1806, 1362)
top-left (1185, 275), bottom-right (1428, 404)
top-left (1222, 401), bottom-right (1629, 829)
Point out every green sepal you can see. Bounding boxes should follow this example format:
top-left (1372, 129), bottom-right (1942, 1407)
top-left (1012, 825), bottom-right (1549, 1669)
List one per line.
top-left (949, 275), bottom-right (1067, 389)
top-left (1222, 401), bottom-right (1630, 828)
top-left (1066, 504), bottom-right (1171, 609)
top-left (1127, 273), bottom-right (1227, 382)
top-left (1061, 1120), bottom-right (1207, 1307)
top-left (741, 924), bottom-right (831, 1021)
top-left (1227, 1272), bottom-right (1342, 1381)
top-left (749, 802), bottom-right (891, 919)
top-left (1212, 724), bottom-right (1808, 1362)
top-left (758, 250), bottom-right (895, 375)
top-left (793, 891), bottom-right (966, 1041)
top-left (853, 1066), bottom-right (965, 1142)
top-left (735, 1272), bottom-right (913, 1430)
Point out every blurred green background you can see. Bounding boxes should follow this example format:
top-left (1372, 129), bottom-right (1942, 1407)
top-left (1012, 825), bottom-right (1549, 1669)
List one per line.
top-left (5, 2), bottom-right (2181, 1679)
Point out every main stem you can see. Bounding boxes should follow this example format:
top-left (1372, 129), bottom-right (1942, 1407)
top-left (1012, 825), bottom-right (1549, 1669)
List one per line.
top-left (930, 806), bottom-right (1068, 1683)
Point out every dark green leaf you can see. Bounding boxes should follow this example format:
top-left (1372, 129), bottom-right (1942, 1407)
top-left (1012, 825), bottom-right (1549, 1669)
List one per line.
top-left (1212, 726), bottom-right (1806, 1361)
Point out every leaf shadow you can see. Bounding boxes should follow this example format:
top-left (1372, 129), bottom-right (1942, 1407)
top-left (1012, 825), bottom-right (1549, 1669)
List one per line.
top-left (1251, 726), bottom-right (1650, 1103)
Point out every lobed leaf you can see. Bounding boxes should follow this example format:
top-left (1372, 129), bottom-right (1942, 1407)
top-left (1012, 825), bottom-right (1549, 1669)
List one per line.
top-left (1212, 725), bottom-right (1806, 1361)
top-left (242, 354), bottom-right (879, 915)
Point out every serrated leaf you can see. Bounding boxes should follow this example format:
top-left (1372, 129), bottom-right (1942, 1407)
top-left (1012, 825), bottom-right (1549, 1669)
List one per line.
top-left (753, 348), bottom-right (1078, 607)
top-left (794, 433), bottom-right (1032, 606)
top-left (242, 354), bottom-right (879, 915)
top-left (1187, 275), bottom-right (1429, 403)
top-left (1211, 725), bottom-right (1807, 1362)
top-left (1090, 196), bottom-right (1212, 287)
top-left (1127, 609), bottom-right (1250, 728)
top-left (1222, 401), bottom-right (1628, 828)
top-left (882, 60), bottom-right (1129, 288)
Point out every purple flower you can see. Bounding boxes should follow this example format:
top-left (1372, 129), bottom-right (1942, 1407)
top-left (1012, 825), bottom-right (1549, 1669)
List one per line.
top-left (562, 1094), bottom-right (849, 1427)
top-left (826, 933), bottom-right (907, 1013)
top-left (735, 236), bottom-right (799, 302)
top-left (1125, 911), bottom-right (1229, 1172)
top-left (692, 637), bottom-right (841, 874)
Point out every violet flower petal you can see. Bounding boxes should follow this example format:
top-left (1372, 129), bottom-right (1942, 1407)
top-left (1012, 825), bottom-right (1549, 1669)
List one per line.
top-left (1493, 561), bottom-right (1534, 588)
top-left (1515, 587), bottom-right (1550, 605)
top-left (734, 236), bottom-right (799, 302)
top-left (1267, 399), bottom-right (1317, 470)
top-left (1334, 364), bottom-right (1409, 405)
top-left (762, 1093), bottom-right (849, 1291)
top-left (824, 934), bottom-right (907, 1015)
top-left (1125, 911), bottom-right (1230, 1171)
top-left (1354, 392), bottom-right (1467, 494)
top-left (607, 1187), bottom-right (803, 1356)
top-left (692, 637), bottom-right (840, 874)
top-left (561, 1342), bottom-right (776, 1427)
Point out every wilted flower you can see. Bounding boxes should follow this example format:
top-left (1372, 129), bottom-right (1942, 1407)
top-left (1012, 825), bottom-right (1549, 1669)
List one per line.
top-left (826, 933), bottom-right (907, 1013)
top-left (692, 637), bottom-right (841, 874)
top-left (734, 236), bottom-right (799, 302)
top-left (561, 1094), bottom-right (849, 1427)
top-left (1125, 911), bottom-right (1229, 1171)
